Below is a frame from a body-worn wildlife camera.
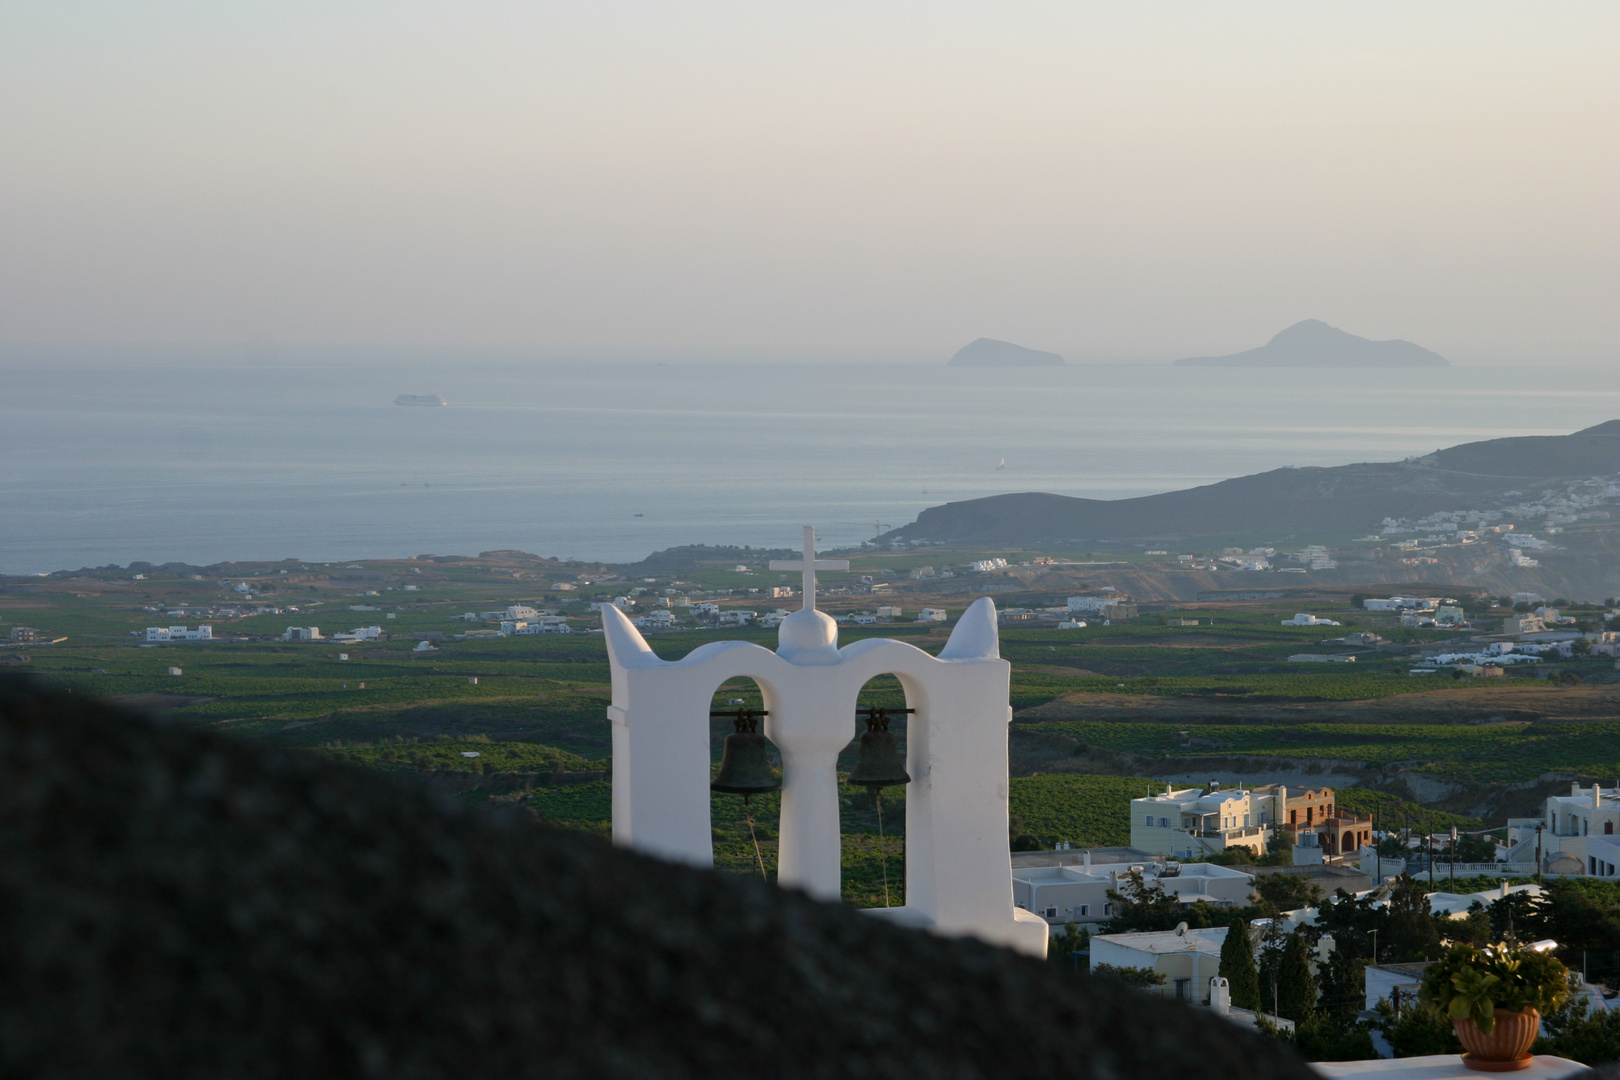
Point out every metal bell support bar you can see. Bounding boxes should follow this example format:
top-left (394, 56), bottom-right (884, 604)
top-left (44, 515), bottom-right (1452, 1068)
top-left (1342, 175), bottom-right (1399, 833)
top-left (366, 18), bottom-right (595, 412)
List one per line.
top-left (709, 708), bottom-right (780, 802)
top-left (848, 706), bottom-right (912, 790)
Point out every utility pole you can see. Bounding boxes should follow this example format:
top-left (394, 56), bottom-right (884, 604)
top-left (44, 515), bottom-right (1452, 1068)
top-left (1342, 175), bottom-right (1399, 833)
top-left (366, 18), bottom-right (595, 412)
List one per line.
top-left (1535, 822), bottom-right (1544, 886)
top-left (1451, 825), bottom-right (1457, 885)
top-left (1371, 928), bottom-right (1379, 966)
top-left (1427, 815), bottom-right (1435, 887)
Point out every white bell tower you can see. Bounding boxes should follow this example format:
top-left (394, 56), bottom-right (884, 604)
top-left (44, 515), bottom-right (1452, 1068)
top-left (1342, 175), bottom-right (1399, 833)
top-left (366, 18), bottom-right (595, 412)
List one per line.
top-left (602, 526), bottom-right (1047, 957)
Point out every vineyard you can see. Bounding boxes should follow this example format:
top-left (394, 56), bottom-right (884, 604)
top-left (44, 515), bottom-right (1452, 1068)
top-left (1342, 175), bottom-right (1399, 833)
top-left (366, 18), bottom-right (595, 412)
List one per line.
top-left (1020, 673), bottom-right (1446, 701)
top-left (1007, 774), bottom-right (1164, 847)
top-left (12, 557), bottom-right (1620, 895)
top-left (1017, 717), bottom-right (1620, 784)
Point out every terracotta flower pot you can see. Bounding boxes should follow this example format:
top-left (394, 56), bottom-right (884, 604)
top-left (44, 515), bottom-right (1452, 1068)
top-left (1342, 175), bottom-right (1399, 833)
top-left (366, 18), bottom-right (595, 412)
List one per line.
top-left (1453, 1007), bottom-right (1540, 1072)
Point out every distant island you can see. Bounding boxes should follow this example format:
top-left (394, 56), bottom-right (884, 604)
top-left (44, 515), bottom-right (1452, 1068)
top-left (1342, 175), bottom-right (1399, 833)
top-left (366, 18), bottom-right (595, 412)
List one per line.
top-left (948, 338), bottom-right (1064, 367)
top-left (1175, 319), bottom-right (1448, 368)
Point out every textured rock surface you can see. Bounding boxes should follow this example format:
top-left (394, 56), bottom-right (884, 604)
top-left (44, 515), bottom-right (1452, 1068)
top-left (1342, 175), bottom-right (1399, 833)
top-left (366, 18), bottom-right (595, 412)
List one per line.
top-left (0, 674), bottom-right (1315, 1079)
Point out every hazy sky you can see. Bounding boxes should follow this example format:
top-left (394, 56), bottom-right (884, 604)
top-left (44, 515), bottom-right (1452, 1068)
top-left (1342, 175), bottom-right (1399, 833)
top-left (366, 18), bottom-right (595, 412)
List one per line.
top-left (2, 3), bottom-right (1616, 362)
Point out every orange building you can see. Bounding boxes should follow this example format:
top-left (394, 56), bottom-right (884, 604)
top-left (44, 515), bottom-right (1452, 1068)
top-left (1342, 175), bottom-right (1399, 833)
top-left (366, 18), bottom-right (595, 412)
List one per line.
top-left (1253, 785), bottom-right (1374, 858)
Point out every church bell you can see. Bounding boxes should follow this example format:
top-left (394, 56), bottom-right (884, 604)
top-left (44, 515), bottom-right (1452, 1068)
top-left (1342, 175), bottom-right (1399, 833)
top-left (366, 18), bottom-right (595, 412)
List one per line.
top-left (848, 706), bottom-right (912, 791)
top-left (710, 709), bottom-right (780, 803)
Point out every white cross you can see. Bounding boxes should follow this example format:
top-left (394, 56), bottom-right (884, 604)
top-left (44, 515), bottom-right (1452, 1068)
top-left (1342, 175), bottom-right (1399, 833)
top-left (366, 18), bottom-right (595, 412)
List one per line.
top-left (769, 526), bottom-right (849, 612)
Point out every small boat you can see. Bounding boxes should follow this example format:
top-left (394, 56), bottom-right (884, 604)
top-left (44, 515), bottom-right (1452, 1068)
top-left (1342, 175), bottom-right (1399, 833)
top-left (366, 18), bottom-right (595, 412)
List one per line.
top-left (395, 394), bottom-right (447, 406)
top-left (633, 513), bottom-right (644, 517)
top-left (995, 458), bottom-right (1006, 471)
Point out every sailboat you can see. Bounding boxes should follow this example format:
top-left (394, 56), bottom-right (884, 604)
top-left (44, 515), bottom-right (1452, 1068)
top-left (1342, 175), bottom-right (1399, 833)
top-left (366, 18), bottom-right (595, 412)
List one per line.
top-left (995, 458), bottom-right (1006, 471)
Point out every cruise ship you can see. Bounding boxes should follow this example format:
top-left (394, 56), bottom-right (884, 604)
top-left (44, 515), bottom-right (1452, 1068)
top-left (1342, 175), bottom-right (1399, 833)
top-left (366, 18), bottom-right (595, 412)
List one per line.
top-left (395, 394), bottom-right (448, 406)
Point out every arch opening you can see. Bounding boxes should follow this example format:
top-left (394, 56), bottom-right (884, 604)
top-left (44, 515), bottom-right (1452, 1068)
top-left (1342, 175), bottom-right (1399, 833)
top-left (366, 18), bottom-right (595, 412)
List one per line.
top-left (707, 676), bottom-right (781, 884)
top-left (841, 673), bottom-right (914, 909)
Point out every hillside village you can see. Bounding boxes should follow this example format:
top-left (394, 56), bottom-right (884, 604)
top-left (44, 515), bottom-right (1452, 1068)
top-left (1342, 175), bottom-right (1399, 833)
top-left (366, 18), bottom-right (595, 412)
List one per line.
top-left (1010, 778), bottom-right (1618, 1056)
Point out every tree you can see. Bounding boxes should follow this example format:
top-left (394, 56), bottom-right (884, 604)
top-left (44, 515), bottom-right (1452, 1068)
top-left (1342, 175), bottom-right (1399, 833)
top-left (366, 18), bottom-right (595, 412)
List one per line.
top-left (1048, 922), bottom-right (1088, 973)
top-left (1316, 887), bottom-right (1386, 962)
top-left (1254, 872), bottom-right (1323, 914)
top-left (1218, 917), bottom-right (1261, 1011)
top-left (1376, 833), bottom-right (1411, 859)
top-left (1316, 951), bottom-right (1366, 1025)
top-left (1204, 846), bottom-right (1254, 866)
top-left (1487, 889), bottom-right (1548, 943)
top-left (1450, 833), bottom-right (1496, 863)
top-left (1090, 963), bottom-right (1166, 989)
top-left (1385, 874), bottom-right (1441, 961)
top-left (1448, 903), bottom-right (1492, 947)
top-left (1275, 930), bottom-right (1317, 1023)
top-left (1538, 879), bottom-right (1620, 973)
top-left (1103, 868), bottom-right (1182, 933)
top-left (1378, 995), bottom-right (1463, 1057)
top-left (1255, 828), bottom-right (1294, 866)
top-left (1295, 1014), bottom-right (1378, 1062)
top-left (1536, 995), bottom-right (1620, 1065)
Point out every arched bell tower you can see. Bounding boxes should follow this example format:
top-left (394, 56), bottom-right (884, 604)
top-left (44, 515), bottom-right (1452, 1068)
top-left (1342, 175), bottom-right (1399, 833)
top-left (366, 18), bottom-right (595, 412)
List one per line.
top-left (603, 526), bottom-right (1048, 957)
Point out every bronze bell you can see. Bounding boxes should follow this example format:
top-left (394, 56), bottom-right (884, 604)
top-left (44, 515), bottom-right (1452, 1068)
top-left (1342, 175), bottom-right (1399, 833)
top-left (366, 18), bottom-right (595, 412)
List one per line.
top-left (848, 707), bottom-right (911, 790)
top-left (710, 709), bottom-right (780, 802)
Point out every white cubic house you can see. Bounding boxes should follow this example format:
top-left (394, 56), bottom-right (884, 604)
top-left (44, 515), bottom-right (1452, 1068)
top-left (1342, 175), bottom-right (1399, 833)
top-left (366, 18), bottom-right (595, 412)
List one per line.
top-left (146, 625), bottom-right (213, 642)
top-left (1091, 924), bottom-right (1230, 1003)
top-left (1132, 783), bottom-right (1369, 861)
top-left (1131, 785), bottom-right (1269, 858)
top-left (1012, 860), bottom-right (1255, 930)
top-left (1503, 784), bottom-right (1620, 878)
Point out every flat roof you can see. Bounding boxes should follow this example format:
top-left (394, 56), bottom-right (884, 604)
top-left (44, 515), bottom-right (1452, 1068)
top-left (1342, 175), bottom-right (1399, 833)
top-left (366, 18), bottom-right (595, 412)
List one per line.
top-left (1093, 926), bottom-right (1230, 954)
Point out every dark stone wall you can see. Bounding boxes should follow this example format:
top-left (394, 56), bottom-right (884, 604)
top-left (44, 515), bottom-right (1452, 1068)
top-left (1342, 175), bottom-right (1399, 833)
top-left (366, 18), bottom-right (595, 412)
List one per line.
top-left (0, 675), bottom-right (1315, 1079)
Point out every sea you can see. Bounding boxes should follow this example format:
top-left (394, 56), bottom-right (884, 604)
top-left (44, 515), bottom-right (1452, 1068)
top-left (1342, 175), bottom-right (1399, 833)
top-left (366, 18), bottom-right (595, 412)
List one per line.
top-left (4, 359), bottom-right (1620, 575)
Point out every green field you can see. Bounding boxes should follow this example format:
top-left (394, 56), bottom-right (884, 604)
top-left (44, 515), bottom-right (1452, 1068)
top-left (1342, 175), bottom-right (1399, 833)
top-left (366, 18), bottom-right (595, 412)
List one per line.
top-left (7, 557), bottom-right (1618, 904)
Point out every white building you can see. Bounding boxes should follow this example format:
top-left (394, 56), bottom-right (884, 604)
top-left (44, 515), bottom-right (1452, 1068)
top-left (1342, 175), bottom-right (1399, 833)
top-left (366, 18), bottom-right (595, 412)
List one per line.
top-left (1503, 784), bottom-right (1620, 878)
top-left (282, 626), bottom-right (322, 641)
top-left (1091, 925), bottom-right (1230, 1003)
top-left (1131, 785), bottom-right (1268, 858)
top-left (1426, 882), bottom-right (1544, 919)
top-left (1012, 859), bottom-right (1255, 930)
top-left (1281, 613), bottom-right (1341, 626)
top-left (1068, 595), bottom-right (1121, 614)
top-left (717, 610), bottom-right (756, 626)
top-left (331, 626), bottom-right (382, 642)
top-left (875, 606), bottom-right (903, 619)
top-left (505, 605), bottom-right (540, 620)
top-left (145, 625), bottom-right (213, 642)
top-left (1363, 596), bottom-right (1444, 612)
top-left (916, 608), bottom-right (948, 623)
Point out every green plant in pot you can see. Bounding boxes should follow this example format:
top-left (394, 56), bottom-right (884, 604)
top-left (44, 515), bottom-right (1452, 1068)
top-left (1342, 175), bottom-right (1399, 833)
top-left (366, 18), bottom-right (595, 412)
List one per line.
top-left (1419, 943), bottom-right (1570, 1071)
